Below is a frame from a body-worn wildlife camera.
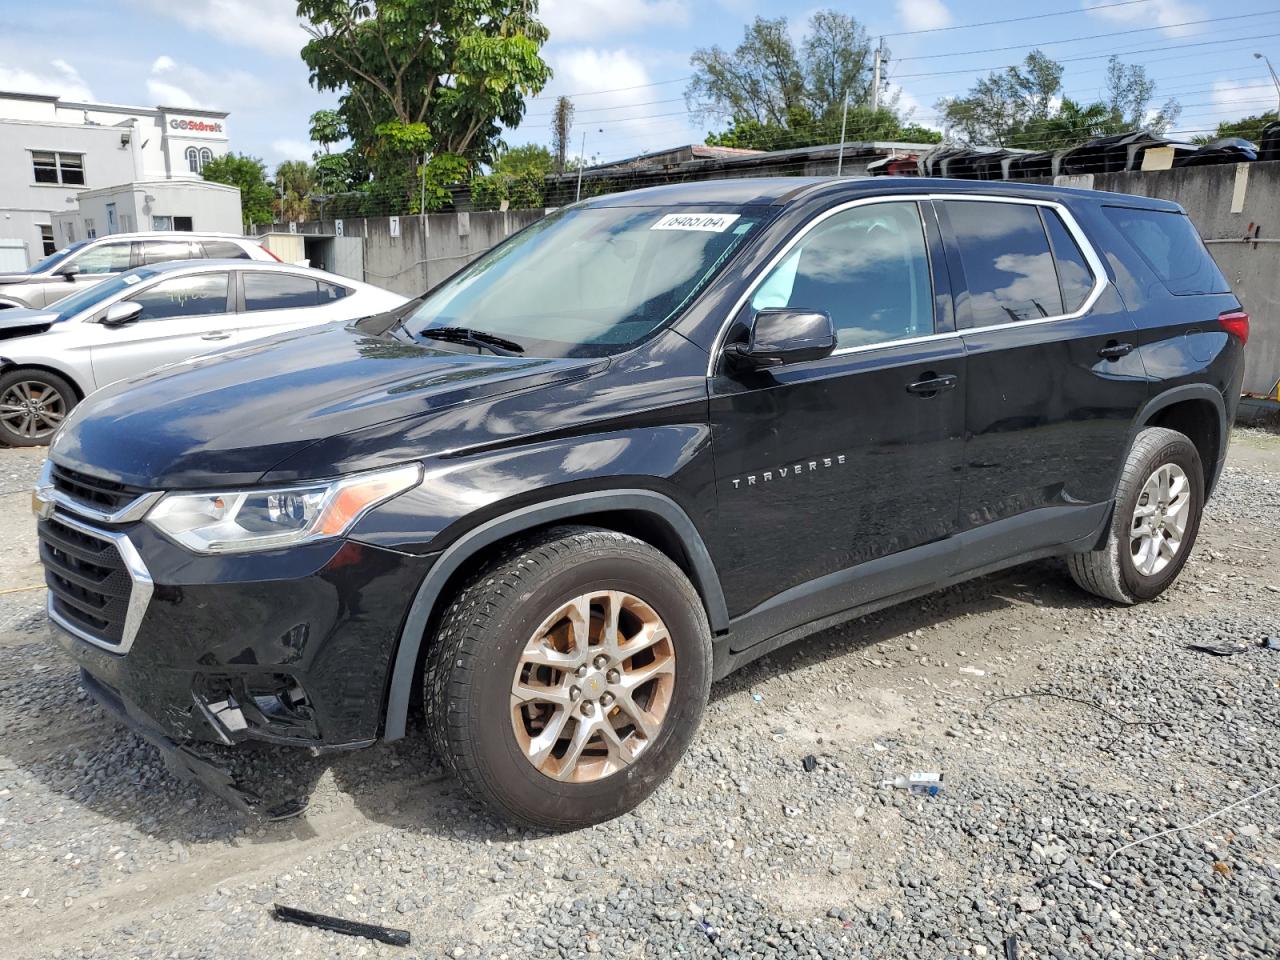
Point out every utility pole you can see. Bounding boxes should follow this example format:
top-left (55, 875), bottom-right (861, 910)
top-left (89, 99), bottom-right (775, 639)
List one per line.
top-left (870, 37), bottom-right (884, 112)
top-left (575, 130), bottom-right (588, 202)
top-left (836, 92), bottom-right (850, 176)
top-left (1256, 53), bottom-right (1280, 112)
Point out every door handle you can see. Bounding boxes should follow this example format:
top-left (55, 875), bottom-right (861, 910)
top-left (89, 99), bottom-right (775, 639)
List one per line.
top-left (202, 332), bottom-right (231, 341)
top-left (1097, 341), bottom-right (1134, 360)
top-left (906, 373), bottom-right (958, 397)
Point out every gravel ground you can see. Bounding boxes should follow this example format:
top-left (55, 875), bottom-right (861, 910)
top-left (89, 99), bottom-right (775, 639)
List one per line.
top-left (0, 430), bottom-right (1277, 960)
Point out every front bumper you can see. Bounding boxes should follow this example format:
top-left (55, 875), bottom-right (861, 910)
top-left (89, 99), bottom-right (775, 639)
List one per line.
top-left (43, 510), bottom-right (434, 750)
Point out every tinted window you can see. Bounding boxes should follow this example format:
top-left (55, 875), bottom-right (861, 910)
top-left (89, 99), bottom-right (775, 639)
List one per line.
top-left (244, 273), bottom-right (319, 311)
top-left (319, 281), bottom-right (349, 302)
top-left (752, 201), bottom-right (933, 348)
top-left (141, 240), bottom-right (197, 265)
top-left (128, 274), bottom-right (230, 321)
top-left (1103, 206), bottom-right (1229, 296)
top-left (1042, 209), bottom-right (1095, 313)
top-left (201, 240), bottom-right (251, 260)
top-left (946, 201), bottom-right (1063, 327)
top-left (72, 242), bottom-right (132, 275)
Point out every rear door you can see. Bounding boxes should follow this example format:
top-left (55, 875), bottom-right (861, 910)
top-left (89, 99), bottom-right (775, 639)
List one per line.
top-left (136, 239), bottom-right (201, 268)
top-left (937, 196), bottom-right (1148, 561)
top-left (88, 271), bottom-right (236, 388)
top-left (709, 197), bottom-right (966, 644)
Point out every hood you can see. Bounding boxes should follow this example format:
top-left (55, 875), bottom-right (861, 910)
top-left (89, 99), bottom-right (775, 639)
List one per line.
top-left (0, 307), bottom-right (59, 340)
top-left (50, 322), bottom-right (599, 489)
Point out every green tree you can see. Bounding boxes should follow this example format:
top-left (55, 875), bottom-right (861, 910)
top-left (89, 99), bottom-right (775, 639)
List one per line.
top-left (471, 143), bottom-right (552, 210)
top-left (298, 0), bottom-right (552, 211)
top-left (705, 105), bottom-right (939, 151)
top-left (939, 52), bottom-right (1181, 148)
top-left (308, 109), bottom-right (346, 154)
top-left (802, 10), bottom-right (875, 117)
top-left (687, 16), bottom-right (809, 126)
top-left (274, 160), bottom-right (315, 221)
top-left (201, 153), bottom-right (275, 225)
top-left (1205, 111), bottom-right (1278, 143)
top-left (551, 95), bottom-right (574, 173)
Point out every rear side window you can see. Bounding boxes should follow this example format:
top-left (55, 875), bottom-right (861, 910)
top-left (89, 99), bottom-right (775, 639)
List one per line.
top-left (945, 201), bottom-right (1063, 327)
top-left (319, 281), bottom-right (350, 302)
top-left (1102, 206), bottom-right (1228, 295)
top-left (141, 240), bottom-right (197, 266)
top-left (200, 240), bottom-right (251, 260)
top-left (1041, 209), bottom-right (1095, 313)
top-left (244, 273), bottom-right (319, 311)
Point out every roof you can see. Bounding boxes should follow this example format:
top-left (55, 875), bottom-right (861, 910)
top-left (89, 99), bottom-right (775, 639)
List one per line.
top-left (83, 231), bottom-right (251, 242)
top-left (578, 175), bottom-right (1187, 210)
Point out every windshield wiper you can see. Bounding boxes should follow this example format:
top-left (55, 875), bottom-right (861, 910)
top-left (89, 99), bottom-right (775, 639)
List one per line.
top-left (416, 326), bottom-right (526, 356)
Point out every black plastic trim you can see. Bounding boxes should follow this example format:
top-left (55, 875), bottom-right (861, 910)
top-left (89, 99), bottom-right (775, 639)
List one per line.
top-left (381, 489), bottom-right (728, 741)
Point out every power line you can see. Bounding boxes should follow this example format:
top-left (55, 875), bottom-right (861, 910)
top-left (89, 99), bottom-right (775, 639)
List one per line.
top-left (894, 11), bottom-right (1278, 62)
top-left (882, 0), bottom-right (1158, 38)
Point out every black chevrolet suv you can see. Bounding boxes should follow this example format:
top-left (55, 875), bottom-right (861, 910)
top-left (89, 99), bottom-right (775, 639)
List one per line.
top-left (35, 178), bottom-right (1247, 828)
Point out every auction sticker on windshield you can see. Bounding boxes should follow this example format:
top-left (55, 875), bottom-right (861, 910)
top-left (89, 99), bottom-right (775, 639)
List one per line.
top-left (651, 213), bottom-right (741, 232)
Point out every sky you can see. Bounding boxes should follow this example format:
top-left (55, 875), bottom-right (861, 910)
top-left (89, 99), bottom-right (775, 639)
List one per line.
top-left (1, 0), bottom-right (1279, 170)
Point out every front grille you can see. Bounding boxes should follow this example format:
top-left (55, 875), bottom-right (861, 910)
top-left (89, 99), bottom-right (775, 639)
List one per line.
top-left (50, 465), bottom-right (144, 514)
top-left (39, 516), bottom-right (133, 647)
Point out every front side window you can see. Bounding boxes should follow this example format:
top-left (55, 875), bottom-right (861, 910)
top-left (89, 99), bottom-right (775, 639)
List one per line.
top-left (126, 273), bottom-right (230, 321)
top-left (945, 200), bottom-right (1063, 328)
top-left (244, 273), bottom-right (319, 311)
top-left (751, 201), bottom-right (933, 349)
top-left (53, 268), bottom-right (160, 321)
top-left (32, 151), bottom-right (85, 186)
top-left (200, 240), bottom-right (250, 259)
top-left (401, 204), bottom-right (766, 358)
top-left (71, 242), bottom-right (131, 275)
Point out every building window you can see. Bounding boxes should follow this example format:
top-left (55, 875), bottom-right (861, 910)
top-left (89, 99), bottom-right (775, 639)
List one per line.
top-left (39, 225), bottom-right (56, 257)
top-left (186, 147), bottom-right (216, 174)
top-left (32, 151), bottom-right (85, 186)
top-left (121, 214), bottom-right (135, 233)
top-left (152, 215), bottom-right (172, 230)
top-left (84, 218), bottom-right (97, 240)
top-left (65, 224), bottom-right (76, 244)
top-left (173, 216), bottom-right (194, 231)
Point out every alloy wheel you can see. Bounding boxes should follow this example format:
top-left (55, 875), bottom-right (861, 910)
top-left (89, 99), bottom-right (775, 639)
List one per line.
top-left (1130, 462), bottom-right (1191, 577)
top-left (0, 380), bottom-right (66, 440)
top-left (510, 590), bottom-right (676, 783)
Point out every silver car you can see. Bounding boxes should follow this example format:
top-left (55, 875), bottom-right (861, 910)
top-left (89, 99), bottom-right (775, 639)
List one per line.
top-left (0, 232), bottom-right (278, 310)
top-left (0, 260), bottom-right (407, 446)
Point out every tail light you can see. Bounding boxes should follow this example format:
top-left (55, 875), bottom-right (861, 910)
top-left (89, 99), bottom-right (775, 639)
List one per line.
top-left (1218, 310), bottom-right (1249, 345)
top-left (259, 244), bottom-right (283, 263)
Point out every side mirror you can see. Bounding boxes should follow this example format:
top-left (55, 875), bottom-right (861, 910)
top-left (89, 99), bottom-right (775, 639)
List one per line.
top-left (728, 308), bottom-right (836, 369)
top-left (101, 301), bottom-right (143, 327)
top-left (55, 263), bottom-right (80, 280)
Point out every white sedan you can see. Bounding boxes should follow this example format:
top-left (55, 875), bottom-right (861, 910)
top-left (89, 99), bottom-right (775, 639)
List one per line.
top-left (0, 260), bottom-right (407, 446)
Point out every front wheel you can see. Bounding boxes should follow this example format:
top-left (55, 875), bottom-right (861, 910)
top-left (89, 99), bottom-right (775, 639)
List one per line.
top-left (0, 368), bottom-right (77, 447)
top-left (423, 526), bottom-right (712, 830)
top-left (1067, 426), bottom-right (1204, 604)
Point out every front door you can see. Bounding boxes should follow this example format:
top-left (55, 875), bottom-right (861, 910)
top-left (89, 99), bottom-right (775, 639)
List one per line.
top-left (935, 197), bottom-right (1148, 558)
top-left (89, 271), bottom-right (237, 389)
top-left (709, 198), bottom-right (965, 647)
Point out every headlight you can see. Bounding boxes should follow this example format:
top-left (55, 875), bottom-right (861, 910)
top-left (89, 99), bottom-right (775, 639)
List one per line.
top-left (145, 463), bottom-right (422, 554)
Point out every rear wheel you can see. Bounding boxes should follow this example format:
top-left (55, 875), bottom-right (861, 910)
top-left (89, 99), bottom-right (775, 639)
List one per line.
top-left (1067, 426), bottom-right (1203, 604)
top-left (423, 526), bottom-right (711, 830)
top-left (0, 368), bottom-right (77, 447)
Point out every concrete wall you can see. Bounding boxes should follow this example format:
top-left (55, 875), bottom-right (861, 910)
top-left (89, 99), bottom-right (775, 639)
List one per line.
top-left (1084, 162), bottom-right (1280, 397)
top-left (264, 209), bottom-right (547, 298)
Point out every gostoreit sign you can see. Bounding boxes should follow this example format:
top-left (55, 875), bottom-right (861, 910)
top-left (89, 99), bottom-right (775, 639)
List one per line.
top-left (168, 118), bottom-right (225, 135)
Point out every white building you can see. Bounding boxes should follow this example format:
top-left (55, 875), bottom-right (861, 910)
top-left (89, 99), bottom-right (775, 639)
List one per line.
top-left (0, 91), bottom-right (232, 262)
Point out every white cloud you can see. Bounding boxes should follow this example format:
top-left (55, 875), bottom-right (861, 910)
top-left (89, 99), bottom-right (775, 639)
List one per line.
top-left (151, 55), bottom-right (177, 74)
top-left (1083, 0), bottom-right (1205, 39)
top-left (131, 0), bottom-right (307, 56)
top-left (539, 0), bottom-right (690, 42)
top-left (0, 58), bottom-right (95, 101)
top-left (1208, 78), bottom-right (1275, 127)
top-left (271, 138), bottom-right (316, 161)
top-left (897, 0), bottom-right (952, 32)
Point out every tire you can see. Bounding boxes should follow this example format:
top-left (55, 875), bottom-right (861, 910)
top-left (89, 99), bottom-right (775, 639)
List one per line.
top-left (0, 368), bottom-right (78, 447)
top-left (1067, 426), bottom-right (1204, 604)
top-left (423, 525), bottom-right (712, 830)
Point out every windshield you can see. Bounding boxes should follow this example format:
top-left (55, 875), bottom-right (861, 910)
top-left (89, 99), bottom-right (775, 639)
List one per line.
top-left (48, 267), bottom-right (160, 322)
top-left (401, 204), bottom-right (767, 357)
top-left (27, 241), bottom-right (88, 275)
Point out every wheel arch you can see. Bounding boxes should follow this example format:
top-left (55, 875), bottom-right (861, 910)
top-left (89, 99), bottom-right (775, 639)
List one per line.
top-left (1130, 384), bottom-right (1226, 496)
top-left (380, 489), bottom-right (728, 741)
top-left (0, 360), bottom-right (86, 401)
